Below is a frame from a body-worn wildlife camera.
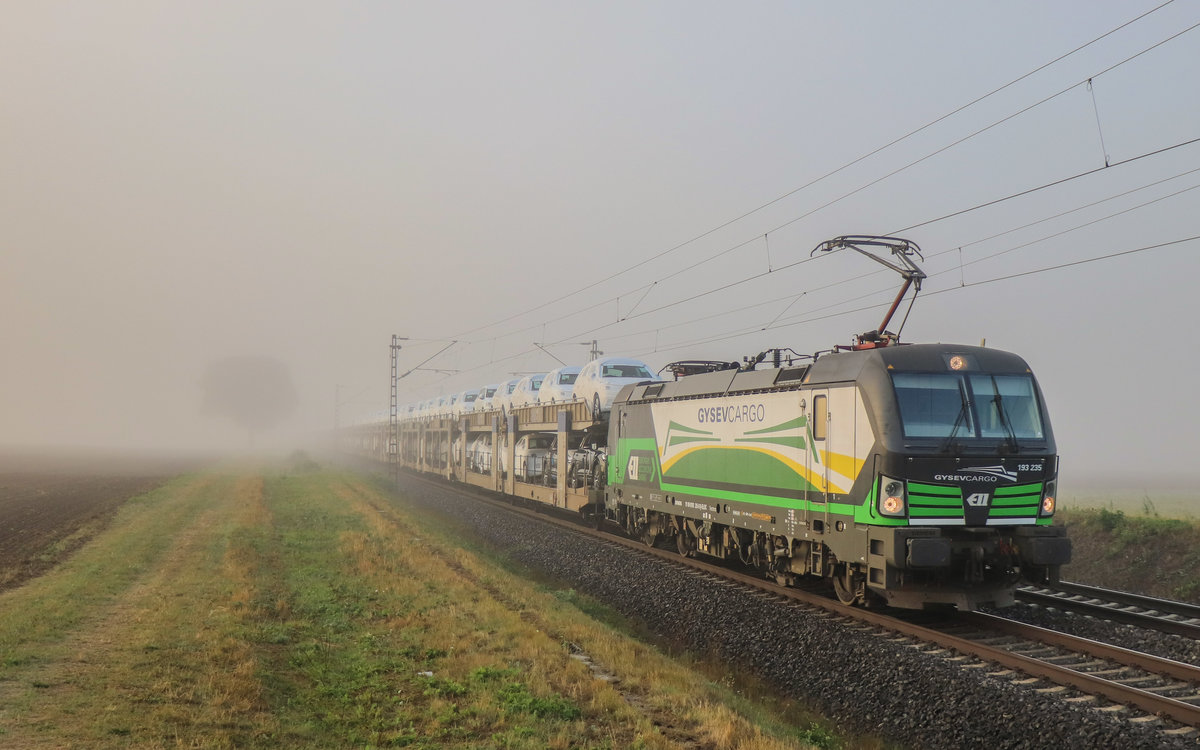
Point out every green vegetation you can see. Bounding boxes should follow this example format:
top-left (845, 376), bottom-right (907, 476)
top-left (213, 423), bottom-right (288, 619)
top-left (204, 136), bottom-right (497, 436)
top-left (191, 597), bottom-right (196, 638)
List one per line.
top-left (1063, 487), bottom-right (1199, 519)
top-left (0, 466), bottom-right (855, 749)
top-left (1060, 506), bottom-right (1200, 602)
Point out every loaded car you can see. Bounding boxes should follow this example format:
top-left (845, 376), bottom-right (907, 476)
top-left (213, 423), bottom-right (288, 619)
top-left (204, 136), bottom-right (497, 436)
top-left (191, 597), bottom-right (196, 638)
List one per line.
top-left (451, 388), bottom-right (479, 418)
top-left (491, 377), bottom-right (522, 414)
top-left (509, 373), bottom-right (547, 408)
top-left (566, 428), bottom-right (607, 489)
top-left (537, 366), bottom-right (582, 404)
top-left (466, 434), bottom-right (492, 473)
top-left (475, 383), bottom-right (500, 412)
top-left (572, 357), bottom-right (660, 417)
top-left (511, 432), bottom-right (554, 483)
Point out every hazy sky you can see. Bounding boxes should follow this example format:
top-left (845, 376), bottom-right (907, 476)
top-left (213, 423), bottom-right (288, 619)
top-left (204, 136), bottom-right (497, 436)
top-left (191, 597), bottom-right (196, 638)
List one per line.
top-left (3, 2), bottom-right (1198, 487)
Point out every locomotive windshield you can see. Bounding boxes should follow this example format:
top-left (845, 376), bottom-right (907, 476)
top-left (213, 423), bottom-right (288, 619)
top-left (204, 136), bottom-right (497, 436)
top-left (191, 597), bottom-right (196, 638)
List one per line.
top-left (891, 372), bottom-right (1044, 441)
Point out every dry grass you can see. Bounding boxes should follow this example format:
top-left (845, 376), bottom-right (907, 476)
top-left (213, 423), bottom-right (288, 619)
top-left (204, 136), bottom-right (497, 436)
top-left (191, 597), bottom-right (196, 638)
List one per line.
top-left (334, 478), bottom-right (841, 749)
top-left (0, 468), bottom-right (850, 749)
top-left (0, 474), bottom-right (275, 748)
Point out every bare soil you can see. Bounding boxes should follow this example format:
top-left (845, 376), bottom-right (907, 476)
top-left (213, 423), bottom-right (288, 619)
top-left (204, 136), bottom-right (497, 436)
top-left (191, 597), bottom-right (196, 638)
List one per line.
top-left (0, 450), bottom-right (194, 591)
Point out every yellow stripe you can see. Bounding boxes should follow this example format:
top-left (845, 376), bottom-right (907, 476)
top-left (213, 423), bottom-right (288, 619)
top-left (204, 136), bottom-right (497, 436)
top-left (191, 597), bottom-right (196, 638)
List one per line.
top-left (821, 449), bottom-right (865, 483)
top-left (659, 444), bottom-right (852, 495)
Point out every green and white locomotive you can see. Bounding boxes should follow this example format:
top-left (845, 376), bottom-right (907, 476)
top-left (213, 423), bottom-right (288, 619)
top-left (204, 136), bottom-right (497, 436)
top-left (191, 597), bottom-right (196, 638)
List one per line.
top-left (601, 238), bottom-right (1070, 610)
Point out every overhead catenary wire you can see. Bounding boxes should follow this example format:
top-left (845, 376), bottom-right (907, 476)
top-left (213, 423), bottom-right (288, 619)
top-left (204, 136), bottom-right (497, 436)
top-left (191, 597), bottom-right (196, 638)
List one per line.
top-left (567, 162), bottom-right (1200, 352)
top-left (404, 226), bottom-right (1200, 397)
top-left (746, 180), bottom-right (1200, 337)
top-left (399, 8), bottom-right (1199, 396)
top-left (602, 173), bottom-right (1200, 359)
top-left (436, 2), bottom-right (1179, 344)
top-left (891, 136), bottom-right (1200, 235)
top-left (522, 22), bottom-right (1200, 354)
top-left (542, 134), bottom-right (1200, 350)
top-left (626, 235), bottom-right (1200, 360)
top-left (406, 135), bottom-right (1200, 400)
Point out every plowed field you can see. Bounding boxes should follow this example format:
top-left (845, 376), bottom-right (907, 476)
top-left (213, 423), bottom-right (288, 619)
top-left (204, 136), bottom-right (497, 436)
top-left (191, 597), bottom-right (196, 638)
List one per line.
top-left (0, 451), bottom-right (188, 591)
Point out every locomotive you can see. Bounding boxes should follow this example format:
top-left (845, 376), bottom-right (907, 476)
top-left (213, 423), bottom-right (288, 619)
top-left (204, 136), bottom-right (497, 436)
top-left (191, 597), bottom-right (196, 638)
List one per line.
top-left (603, 340), bottom-right (1068, 609)
top-left (375, 236), bottom-right (1070, 610)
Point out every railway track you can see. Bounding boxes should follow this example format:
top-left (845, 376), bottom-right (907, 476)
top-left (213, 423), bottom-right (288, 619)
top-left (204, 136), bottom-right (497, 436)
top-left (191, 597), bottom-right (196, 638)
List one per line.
top-left (392, 467), bottom-right (1200, 740)
top-left (1018, 581), bottom-right (1200, 640)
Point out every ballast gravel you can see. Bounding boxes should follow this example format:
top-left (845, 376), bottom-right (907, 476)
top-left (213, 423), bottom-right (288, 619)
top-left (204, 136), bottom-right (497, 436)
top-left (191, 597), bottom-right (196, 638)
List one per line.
top-left (394, 475), bottom-right (1193, 750)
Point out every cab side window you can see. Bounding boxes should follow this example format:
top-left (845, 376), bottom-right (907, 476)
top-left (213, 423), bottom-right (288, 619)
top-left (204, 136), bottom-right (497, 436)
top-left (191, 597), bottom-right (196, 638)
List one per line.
top-left (813, 395), bottom-right (828, 441)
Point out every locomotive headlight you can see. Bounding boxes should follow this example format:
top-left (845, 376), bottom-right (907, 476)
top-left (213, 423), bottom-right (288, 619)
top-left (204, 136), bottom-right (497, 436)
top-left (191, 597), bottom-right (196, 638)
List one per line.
top-left (1040, 480), bottom-right (1057, 516)
top-left (879, 477), bottom-right (906, 517)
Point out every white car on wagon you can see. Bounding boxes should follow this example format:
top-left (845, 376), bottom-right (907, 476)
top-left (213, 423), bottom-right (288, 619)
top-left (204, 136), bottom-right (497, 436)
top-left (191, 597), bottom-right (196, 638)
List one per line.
top-left (572, 357), bottom-right (659, 417)
top-left (537, 366), bottom-right (582, 404)
top-left (451, 388), bottom-right (480, 418)
top-left (475, 383), bottom-right (500, 412)
top-left (509, 373), bottom-right (547, 408)
top-left (491, 377), bottom-right (522, 414)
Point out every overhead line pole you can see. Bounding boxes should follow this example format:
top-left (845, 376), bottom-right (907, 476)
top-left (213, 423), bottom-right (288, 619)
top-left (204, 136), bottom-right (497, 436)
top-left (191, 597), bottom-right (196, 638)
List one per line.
top-left (390, 336), bottom-right (403, 485)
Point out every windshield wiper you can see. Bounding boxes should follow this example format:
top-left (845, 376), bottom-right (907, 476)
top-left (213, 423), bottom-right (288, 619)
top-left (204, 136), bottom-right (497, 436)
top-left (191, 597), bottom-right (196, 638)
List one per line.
top-left (988, 376), bottom-right (1020, 454)
top-left (941, 381), bottom-right (971, 454)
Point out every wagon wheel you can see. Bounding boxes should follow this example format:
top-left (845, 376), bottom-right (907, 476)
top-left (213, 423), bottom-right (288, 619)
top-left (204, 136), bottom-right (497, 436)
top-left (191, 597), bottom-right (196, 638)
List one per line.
top-left (833, 567), bottom-right (864, 606)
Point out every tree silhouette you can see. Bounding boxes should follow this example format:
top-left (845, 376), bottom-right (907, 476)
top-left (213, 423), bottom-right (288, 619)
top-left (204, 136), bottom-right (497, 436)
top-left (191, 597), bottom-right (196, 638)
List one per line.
top-left (201, 356), bottom-right (298, 445)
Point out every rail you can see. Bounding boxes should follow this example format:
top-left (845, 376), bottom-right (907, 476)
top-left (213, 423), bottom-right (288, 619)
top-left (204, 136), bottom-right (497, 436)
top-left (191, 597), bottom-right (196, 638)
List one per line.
top-left (1017, 582), bottom-right (1200, 639)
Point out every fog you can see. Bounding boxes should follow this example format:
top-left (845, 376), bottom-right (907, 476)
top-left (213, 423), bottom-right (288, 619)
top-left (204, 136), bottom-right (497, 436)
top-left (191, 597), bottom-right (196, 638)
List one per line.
top-left (3, 2), bottom-right (1198, 490)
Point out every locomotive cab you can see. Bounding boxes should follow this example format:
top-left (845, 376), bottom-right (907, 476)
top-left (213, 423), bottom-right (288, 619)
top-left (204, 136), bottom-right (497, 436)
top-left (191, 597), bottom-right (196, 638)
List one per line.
top-left (853, 344), bottom-right (1071, 609)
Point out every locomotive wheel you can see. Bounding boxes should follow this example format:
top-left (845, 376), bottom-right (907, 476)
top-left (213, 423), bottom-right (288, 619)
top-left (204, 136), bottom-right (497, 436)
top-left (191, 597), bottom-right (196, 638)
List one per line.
top-left (675, 525), bottom-right (696, 557)
top-left (833, 568), bottom-right (864, 606)
top-left (637, 516), bottom-right (657, 547)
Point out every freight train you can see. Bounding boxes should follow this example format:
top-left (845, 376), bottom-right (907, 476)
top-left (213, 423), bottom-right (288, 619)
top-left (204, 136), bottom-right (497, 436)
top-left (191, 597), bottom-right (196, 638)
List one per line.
top-left (354, 236), bottom-right (1070, 610)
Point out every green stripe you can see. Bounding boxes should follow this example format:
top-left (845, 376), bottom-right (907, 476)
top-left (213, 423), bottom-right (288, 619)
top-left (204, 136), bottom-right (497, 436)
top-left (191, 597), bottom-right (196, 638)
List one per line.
top-left (668, 435), bottom-right (721, 447)
top-left (991, 495), bottom-right (1040, 507)
top-left (733, 436), bottom-right (807, 450)
top-left (907, 496), bottom-right (964, 508)
top-left (995, 482), bottom-right (1043, 497)
top-left (908, 482), bottom-right (960, 497)
top-left (989, 507), bottom-right (1038, 518)
top-left (909, 507), bottom-right (961, 518)
top-left (666, 421), bottom-right (712, 436)
top-left (656, 479), bottom-right (858, 515)
top-left (742, 416), bottom-right (807, 436)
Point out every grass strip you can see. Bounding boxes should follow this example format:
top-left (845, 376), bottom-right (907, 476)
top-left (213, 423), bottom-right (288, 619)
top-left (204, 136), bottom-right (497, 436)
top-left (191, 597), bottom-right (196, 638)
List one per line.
top-left (0, 467), bottom-right (846, 748)
top-left (0, 472), bottom-right (276, 747)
